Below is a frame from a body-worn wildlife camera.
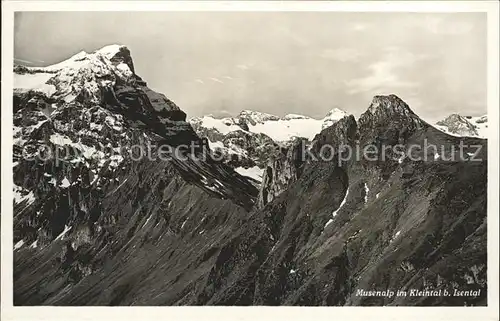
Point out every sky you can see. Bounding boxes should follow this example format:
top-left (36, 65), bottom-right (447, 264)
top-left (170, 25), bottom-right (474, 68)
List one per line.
top-left (14, 12), bottom-right (486, 122)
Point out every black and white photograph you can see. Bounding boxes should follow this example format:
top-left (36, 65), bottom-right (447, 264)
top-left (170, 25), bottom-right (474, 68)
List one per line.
top-left (1, 1), bottom-right (499, 320)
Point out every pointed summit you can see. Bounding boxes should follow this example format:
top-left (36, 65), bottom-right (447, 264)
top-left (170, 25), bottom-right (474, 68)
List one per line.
top-left (367, 94), bottom-right (415, 116)
top-left (93, 44), bottom-right (128, 58)
top-left (360, 94), bottom-right (422, 124)
top-left (325, 107), bottom-right (347, 118)
top-left (322, 107), bottom-right (348, 130)
top-left (435, 114), bottom-right (481, 137)
top-left (358, 94), bottom-right (426, 142)
top-left (94, 44), bottom-right (136, 74)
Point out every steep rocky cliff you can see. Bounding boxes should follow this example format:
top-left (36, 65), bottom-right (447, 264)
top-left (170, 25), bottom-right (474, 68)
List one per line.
top-left (257, 138), bottom-right (308, 208)
top-left (13, 46), bottom-right (487, 306)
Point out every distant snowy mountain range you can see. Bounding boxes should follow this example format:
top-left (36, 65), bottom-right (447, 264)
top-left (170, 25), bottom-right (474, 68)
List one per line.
top-left (189, 108), bottom-right (487, 181)
top-left (189, 109), bottom-right (348, 181)
top-left (190, 108), bottom-right (348, 143)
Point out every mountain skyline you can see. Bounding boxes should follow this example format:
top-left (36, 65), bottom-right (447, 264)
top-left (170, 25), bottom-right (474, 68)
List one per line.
top-left (14, 12), bottom-right (486, 122)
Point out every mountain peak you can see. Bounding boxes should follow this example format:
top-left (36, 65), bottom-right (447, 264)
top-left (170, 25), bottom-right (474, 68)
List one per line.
top-left (439, 113), bottom-right (468, 123)
top-left (322, 108), bottom-right (348, 130)
top-left (367, 94), bottom-right (414, 116)
top-left (324, 107), bottom-right (347, 119)
top-left (435, 113), bottom-right (482, 137)
top-left (237, 110), bottom-right (280, 124)
top-left (14, 44), bottom-right (141, 104)
top-left (37, 44), bottom-right (135, 74)
top-left (358, 94), bottom-right (425, 140)
top-left (93, 44), bottom-right (128, 57)
top-left (94, 44), bottom-right (135, 74)
top-left (325, 107), bottom-right (346, 114)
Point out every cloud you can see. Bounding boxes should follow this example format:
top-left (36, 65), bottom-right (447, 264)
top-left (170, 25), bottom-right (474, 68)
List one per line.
top-left (410, 15), bottom-right (475, 35)
top-left (194, 79), bottom-right (205, 85)
top-left (346, 47), bottom-right (429, 94)
top-left (346, 61), bottom-right (414, 95)
top-left (275, 26), bottom-right (308, 46)
top-left (211, 109), bottom-right (233, 118)
top-left (14, 57), bottom-right (45, 65)
top-left (351, 23), bottom-right (368, 31)
top-left (319, 48), bottom-right (362, 62)
top-left (210, 77), bottom-right (224, 84)
top-left (14, 58), bottom-right (35, 64)
top-left (236, 64), bottom-right (250, 71)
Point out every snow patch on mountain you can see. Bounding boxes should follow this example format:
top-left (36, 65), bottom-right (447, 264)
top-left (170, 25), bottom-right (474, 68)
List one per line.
top-left (325, 188), bottom-right (349, 229)
top-left (13, 184), bottom-right (35, 205)
top-left (283, 114), bottom-right (310, 120)
top-left (30, 240), bottom-right (38, 249)
top-left (248, 117), bottom-right (325, 142)
top-left (41, 45), bottom-right (126, 72)
top-left (55, 225), bottom-right (72, 241)
top-left (468, 115), bottom-right (488, 137)
top-left (333, 188), bottom-right (349, 217)
top-left (60, 177), bottom-right (71, 188)
top-left (198, 117), bottom-right (243, 135)
top-left (14, 240), bottom-right (25, 251)
top-left (234, 166), bottom-right (263, 182)
top-left (14, 73), bottom-right (57, 96)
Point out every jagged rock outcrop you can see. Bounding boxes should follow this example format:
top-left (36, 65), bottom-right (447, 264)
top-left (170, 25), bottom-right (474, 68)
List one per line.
top-left (257, 138), bottom-right (308, 208)
top-left (310, 115), bottom-right (359, 163)
top-left (358, 94), bottom-right (426, 143)
top-left (219, 131), bottom-right (280, 169)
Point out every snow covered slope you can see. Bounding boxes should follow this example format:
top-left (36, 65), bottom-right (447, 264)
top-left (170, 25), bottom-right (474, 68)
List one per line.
top-left (190, 108), bottom-right (348, 143)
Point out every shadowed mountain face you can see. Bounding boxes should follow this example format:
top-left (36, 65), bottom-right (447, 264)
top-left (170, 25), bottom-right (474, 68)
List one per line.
top-left (13, 46), bottom-right (487, 306)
